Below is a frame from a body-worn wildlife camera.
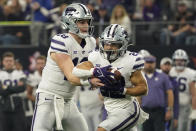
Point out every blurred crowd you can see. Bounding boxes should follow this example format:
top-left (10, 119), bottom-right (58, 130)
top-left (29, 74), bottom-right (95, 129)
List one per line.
top-left (0, 0), bottom-right (196, 46)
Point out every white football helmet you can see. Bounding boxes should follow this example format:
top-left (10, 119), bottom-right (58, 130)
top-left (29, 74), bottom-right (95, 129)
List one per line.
top-left (99, 24), bottom-right (129, 61)
top-left (138, 49), bottom-right (151, 58)
top-left (61, 3), bottom-right (94, 38)
top-left (172, 49), bottom-right (189, 70)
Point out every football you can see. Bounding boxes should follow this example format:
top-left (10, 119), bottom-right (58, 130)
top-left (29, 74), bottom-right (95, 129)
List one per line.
top-left (108, 68), bottom-right (122, 80)
top-left (113, 70), bottom-right (122, 80)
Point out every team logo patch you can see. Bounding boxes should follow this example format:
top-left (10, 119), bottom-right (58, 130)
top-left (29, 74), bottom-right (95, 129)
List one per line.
top-left (117, 67), bottom-right (123, 70)
top-left (88, 50), bottom-right (93, 53)
top-left (95, 64), bottom-right (101, 67)
top-left (73, 51), bottom-right (78, 54)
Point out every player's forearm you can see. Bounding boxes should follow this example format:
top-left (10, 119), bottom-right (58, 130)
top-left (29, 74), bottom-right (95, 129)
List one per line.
top-left (0, 87), bottom-right (11, 96)
top-left (190, 82), bottom-right (196, 109)
top-left (67, 74), bottom-right (82, 86)
top-left (136, 96), bottom-right (142, 105)
top-left (192, 96), bottom-right (196, 109)
top-left (126, 85), bottom-right (148, 96)
top-left (72, 67), bottom-right (94, 78)
top-left (173, 89), bottom-right (179, 119)
top-left (72, 61), bottom-right (94, 78)
top-left (167, 89), bottom-right (174, 109)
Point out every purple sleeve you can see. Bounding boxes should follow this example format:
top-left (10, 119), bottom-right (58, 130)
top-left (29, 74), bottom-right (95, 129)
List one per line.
top-left (165, 75), bottom-right (173, 90)
top-left (173, 84), bottom-right (179, 119)
top-left (43, 0), bottom-right (52, 10)
top-left (153, 6), bottom-right (160, 20)
top-left (143, 7), bottom-right (149, 21)
top-left (143, 5), bottom-right (160, 21)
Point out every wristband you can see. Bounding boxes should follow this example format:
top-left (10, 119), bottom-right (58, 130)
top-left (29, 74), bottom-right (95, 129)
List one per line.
top-left (123, 88), bottom-right (127, 95)
top-left (166, 107), bottom-right (173, 111)
top-left (72, 67), bottom-right (94, 77)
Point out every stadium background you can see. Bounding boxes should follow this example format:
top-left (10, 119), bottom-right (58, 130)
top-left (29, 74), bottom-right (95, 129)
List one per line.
top-left (0, 0), bottom-right (196, 70)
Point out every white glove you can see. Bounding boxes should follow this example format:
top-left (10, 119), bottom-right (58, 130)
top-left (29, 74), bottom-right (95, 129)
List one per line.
top-left (189, 109), bottom-right (196, 120)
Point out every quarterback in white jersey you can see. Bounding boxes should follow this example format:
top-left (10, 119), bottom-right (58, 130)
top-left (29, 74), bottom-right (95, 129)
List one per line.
top-left (73, 24), bottom-right (149, 131)
top-left (169, 49), bottom-right (196, 131)
top-left (24, 56), bottom-right (46, 131)
top-left (31, 3), bottom-right (101, 131)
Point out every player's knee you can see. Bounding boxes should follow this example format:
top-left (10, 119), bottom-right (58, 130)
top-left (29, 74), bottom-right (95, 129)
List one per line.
top-left (97, 127), bottom-right (107, 131)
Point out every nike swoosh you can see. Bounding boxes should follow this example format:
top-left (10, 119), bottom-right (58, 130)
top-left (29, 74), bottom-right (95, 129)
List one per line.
top-left (45, 98), bottom-right (52, 100)
top-left (117, 67), bottom-right (123, 70)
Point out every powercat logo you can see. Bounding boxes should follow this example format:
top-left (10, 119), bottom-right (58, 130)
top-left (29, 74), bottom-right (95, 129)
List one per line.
top-left (65, 7), bottom-right (76, 16)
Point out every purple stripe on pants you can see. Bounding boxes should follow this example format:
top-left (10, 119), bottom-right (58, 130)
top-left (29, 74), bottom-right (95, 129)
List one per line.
top-left (31, 93), bottom-right (40, 131)
top-left (124, 105), bottom-right (140, 130)
top-left (111, 101), bottom-right (139, 131)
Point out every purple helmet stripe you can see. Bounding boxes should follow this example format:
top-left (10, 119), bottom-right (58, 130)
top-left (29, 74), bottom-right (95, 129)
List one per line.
top-left (112, 24), bottom-right (118, 37)
top-left (78, 4), bottom-right (87, 14)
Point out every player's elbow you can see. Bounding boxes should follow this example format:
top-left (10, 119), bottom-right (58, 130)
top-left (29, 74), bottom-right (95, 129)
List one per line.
top-left (140, 85), bottom-right (148, 96)
top-left (136, 83), bottom-right (148, 96)
top-left (143, 85), bottom-right (148, 95)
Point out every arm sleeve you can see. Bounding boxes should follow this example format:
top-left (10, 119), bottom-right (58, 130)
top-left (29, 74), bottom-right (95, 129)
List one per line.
top-left (0, 87), bottom-right (11, 96)
top-left (0, 84), bottom-right (26, 96)
top-left (87, 51), bottom-right (97, 66)
top-left (7, 85), bottom-right (26, 94)
top-left (132, 54), bottom-right (144, 72)
top-left (165, 75), bottom-right (173, 90)
top-left (49, 34), bottom-right (70, 55)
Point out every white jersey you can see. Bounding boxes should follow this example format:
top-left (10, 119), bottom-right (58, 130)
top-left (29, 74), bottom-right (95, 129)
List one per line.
top-left (38, 33), bottom-right (96, 99)
top-left (27, 71), bottom-right (42, 96)
top-left (0, 69), bottom-right (26, 108)
top-left (169, 67), bottom-right (196, 105)
top-left (75, 86), bottom-right (103, 109)
top-left (88, 50), bottom-right (144, 112)
top-left (24, 71), bottom-right (42, 117)
top-left (0, 69), bottom-right (26, 89)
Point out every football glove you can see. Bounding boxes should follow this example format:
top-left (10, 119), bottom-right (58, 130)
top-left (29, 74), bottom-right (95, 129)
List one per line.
top-left (93, 65), bottom-right (114, 79)
top-left (100, 76), bottom-right (127, 98)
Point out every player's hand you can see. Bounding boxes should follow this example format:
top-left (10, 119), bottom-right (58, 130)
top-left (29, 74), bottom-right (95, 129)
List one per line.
top-left (89, 77), bottom-right (105, 87)
top-left (165, 110), bottom-right (172, 121)
top-left (93, 65), bottom-right (114, 78)
top-left (100, 86), bottom-right (126, 98)
top-left (31, 2), bottom-right (40, 10)
top-left (108, 81), bottom-right (126, 96)
top-left (173, 119), bottom-right (178, 128)
top-left (100, 79), bottom-right (127, 98)
top-left (18, 81), bottom-right (24, 86)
